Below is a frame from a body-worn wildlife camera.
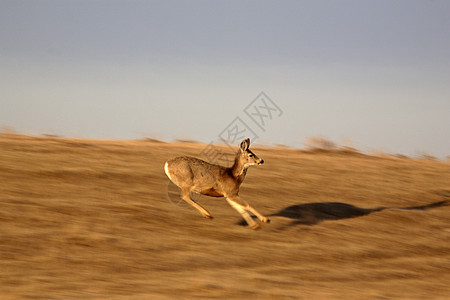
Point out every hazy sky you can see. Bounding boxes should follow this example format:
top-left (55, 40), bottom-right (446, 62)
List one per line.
top-left (1, 0), bottom-right (449, 158)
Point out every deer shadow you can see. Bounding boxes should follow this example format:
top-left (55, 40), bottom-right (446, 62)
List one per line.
top-left (267, 200), bottom-right (449, 227)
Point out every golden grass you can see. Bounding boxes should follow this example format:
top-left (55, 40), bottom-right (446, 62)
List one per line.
top-left (0, 134), bottom-right (449, 299)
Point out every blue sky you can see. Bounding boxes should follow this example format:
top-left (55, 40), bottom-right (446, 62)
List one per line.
top-left (1, 0), bottom-right (449, 157)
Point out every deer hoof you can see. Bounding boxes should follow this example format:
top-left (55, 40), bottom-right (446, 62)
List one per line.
top-left (249, 223), bottom-right (261, 230)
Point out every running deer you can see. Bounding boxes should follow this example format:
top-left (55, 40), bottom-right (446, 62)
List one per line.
top-left (164, 138), bottom-right (270, 229)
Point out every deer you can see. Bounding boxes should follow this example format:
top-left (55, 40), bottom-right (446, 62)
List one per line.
top-left (164, 138), bottom-right (270, 229)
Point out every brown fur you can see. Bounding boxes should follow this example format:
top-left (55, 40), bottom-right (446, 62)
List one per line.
top-left (164, 138), bottom-right (270, 229)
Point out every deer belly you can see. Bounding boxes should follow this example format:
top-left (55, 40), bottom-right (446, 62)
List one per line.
top-left (201, 188), bottom-right (224, 197)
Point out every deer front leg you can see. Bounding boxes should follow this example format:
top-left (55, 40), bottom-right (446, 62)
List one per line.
top-left (225, 197), bottom-right (260, 230)
top-left (246, 205), bottom-right (270, 223)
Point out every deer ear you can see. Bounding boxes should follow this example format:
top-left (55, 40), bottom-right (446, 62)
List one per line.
top-left (240, 138), bottom-right (250, 151)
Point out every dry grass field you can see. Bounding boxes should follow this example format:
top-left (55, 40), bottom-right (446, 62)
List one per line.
top-left (0, 134), bottom-right (449, 299)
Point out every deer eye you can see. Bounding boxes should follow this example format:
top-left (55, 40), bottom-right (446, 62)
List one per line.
top-left (248, 153), bottom-right (254, 157)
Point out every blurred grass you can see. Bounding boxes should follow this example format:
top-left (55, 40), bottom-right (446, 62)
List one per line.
top-left (0, 134), bottom-right (449, 299)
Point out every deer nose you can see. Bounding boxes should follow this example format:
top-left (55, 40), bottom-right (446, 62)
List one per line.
top-left (259, 159), bottom-right (264, 165)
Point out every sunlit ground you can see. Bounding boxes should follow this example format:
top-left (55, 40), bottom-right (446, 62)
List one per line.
top-left (0, 134), bottom-right (449, 299)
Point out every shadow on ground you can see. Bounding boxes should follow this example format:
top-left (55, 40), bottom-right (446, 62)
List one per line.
top-left (268, 200), bottom-right (449, 227)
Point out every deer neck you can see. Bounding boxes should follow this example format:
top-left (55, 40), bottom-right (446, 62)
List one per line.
top-left (231, 154), bottom-right (248, 183)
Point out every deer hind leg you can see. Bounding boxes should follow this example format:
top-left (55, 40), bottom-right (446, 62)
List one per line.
top-left (226, 197), bottom-right (260, 230)
top-left (181, 188), bottom-right (213, 219)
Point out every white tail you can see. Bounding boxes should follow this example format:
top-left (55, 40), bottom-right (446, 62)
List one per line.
top-left (164, 138), bottom-right (270, 229)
